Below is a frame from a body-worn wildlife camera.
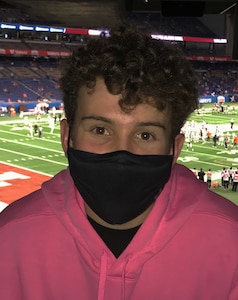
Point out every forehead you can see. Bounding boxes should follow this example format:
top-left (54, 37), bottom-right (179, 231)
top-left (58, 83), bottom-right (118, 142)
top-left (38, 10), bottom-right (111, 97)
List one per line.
top-left (76, 79), bottom-right (171, 127)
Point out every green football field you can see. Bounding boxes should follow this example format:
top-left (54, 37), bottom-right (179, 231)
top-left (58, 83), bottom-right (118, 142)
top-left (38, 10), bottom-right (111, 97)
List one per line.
top-left (0, 103), bottom-right (238, 205)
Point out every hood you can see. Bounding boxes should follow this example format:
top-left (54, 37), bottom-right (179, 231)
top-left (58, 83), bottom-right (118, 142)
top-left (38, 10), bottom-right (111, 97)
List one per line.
top-left (42, 163), bottom-right (203, 264)
top-left (42, 163), bottom-right (205, 299)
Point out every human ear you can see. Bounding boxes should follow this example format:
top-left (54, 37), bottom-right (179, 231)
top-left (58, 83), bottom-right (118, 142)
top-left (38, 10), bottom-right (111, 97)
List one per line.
top-left (172, 133), bottom-right (185, 166)
top-left (60, 119), bottom-right (70, 157)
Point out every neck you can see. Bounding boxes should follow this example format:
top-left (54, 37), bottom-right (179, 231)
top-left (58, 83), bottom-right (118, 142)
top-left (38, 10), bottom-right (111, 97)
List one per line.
top-left (84, 202), bottom-right (154, 230)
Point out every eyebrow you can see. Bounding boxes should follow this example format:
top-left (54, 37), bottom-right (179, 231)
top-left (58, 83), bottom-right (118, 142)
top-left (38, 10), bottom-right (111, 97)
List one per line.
top-left (81, 115), bottom-right (112, 123)
top-left (81, 116), bottom-right (166, 130)
top-left (137, 121), bottom-right (166, 130)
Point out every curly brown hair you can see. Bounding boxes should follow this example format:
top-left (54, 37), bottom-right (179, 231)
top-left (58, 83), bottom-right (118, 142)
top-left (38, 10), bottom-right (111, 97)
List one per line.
top-left (60, 23), bottom-right (198, 139)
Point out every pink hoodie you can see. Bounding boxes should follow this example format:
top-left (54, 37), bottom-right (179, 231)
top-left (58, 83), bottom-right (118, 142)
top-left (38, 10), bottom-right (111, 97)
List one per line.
top-left (0, 164), bottom-right (238, 300)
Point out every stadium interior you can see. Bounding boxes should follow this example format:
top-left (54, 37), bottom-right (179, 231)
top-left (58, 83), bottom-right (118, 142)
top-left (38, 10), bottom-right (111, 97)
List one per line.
top-left (0, 0), bottom-right (238, 204)
top-left (0, 0), bottom-right (238, 114)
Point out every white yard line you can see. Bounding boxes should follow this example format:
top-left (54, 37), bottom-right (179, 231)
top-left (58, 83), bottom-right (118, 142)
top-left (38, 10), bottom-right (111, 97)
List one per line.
top-left (0, 148), bottom-right (67, 166)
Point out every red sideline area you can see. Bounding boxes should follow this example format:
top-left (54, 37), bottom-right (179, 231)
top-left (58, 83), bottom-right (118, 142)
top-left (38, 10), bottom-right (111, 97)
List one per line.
top-left (0, 163), bottom-right (52, 205)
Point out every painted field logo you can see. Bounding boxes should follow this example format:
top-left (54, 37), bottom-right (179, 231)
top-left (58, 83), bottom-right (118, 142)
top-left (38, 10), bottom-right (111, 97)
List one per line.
top-left (177, 156), bottom-right (199, 163)
top-left (0, 171), bottom-right (30, 187)
top-left (0, 163), bottom-right (51, 205)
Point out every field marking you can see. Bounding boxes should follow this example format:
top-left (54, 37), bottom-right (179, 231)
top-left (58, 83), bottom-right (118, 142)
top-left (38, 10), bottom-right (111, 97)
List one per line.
top-left (193, 142), bottom-right (238, 152)
top-left (180, 148), bottom-right (238, 164)
top-left (0, 117), bottom-right (51, 125)
top-left (0, 160), bottom-right (54, 177)
top-left (0, 201), bottom-right (8, 212)
top-left (0, 148), bottom-right (67, 166)
top-left (0, 128), bottom-right (61, 144)
top-left (0, 162), bottom-right (54, 205)
top-left (178, 157), bottom-right (231, 169)
top-left (0, 137), bottom-right (63, 154)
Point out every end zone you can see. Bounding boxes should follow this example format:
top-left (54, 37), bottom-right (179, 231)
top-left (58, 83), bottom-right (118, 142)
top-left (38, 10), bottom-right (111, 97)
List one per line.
top-left (0, 162), bottom-right (52, 208)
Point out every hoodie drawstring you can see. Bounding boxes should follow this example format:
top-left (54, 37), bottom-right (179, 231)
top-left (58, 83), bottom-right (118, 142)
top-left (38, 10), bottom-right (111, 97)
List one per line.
top-left (121, 255), bottom-right (131, 300)
top-left (98, 253), bottom-right (131, 300)
top-left (98, 251), bottom-right (107, 300)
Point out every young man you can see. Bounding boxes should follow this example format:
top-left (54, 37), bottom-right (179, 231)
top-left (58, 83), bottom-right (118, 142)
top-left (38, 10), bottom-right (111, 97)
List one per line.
top-left (1, 24), bottom-right (238, 299)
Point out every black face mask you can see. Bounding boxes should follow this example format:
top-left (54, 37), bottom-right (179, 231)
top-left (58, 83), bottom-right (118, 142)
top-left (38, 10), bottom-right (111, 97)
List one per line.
top-left (68, 148), bottom-right (173, 225)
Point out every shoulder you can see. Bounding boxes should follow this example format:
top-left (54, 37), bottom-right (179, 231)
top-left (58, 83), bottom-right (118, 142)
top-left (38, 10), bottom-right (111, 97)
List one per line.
top-left (196, 189), bottom-right (238, 226)
top-left (0, 186), bottom-right (50, 229)
top-left (173, 164), bottom-right (238, 224)
top-left (0, 169), bottom-right (69, 229)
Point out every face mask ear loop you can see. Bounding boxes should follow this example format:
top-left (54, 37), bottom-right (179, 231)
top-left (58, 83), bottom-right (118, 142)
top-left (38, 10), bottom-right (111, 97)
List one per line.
top-left (67, 127), bottom-right (71, 148)
top-left (172, 140), bottom-right (175, 156)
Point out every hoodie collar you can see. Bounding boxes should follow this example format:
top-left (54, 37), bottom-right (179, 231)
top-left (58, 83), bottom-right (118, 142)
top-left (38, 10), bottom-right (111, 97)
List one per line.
top-left (43, 164), bottom-right (202, 278)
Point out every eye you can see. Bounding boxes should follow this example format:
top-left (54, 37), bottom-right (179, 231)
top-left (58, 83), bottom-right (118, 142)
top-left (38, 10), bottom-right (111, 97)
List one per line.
top-left (93, 127), bottom-right (109, 135)
top-left (138, 132), bottom-right (154, 141)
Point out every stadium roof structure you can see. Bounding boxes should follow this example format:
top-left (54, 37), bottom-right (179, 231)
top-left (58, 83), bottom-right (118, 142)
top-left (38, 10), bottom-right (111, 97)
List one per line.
top-left (2, 0), bottom-right (237, 28)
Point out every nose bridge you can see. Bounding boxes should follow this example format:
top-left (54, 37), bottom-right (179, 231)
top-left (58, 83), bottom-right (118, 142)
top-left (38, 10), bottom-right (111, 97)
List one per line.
top-left (115, 134), bottom-right (131, 152)
top-left (112, 124), bottom-right (134, 152)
